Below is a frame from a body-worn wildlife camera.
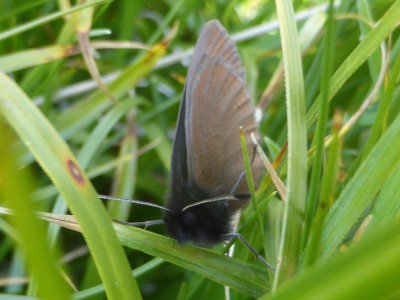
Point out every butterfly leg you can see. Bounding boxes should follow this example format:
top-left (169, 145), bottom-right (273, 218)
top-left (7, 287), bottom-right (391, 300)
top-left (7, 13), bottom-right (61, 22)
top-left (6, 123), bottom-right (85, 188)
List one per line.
top-left (225, 232), bottom-right (276, 270)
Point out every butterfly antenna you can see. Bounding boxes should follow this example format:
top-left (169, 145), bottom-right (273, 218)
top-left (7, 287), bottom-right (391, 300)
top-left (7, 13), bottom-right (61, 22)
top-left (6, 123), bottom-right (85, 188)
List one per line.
top-left (99, 194), bottom-right (170, 212)
top-left (182, 195), bottom-right (244, 212)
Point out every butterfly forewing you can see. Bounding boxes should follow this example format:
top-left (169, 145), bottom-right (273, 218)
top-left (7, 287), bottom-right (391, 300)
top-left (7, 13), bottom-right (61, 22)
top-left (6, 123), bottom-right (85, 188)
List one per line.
top-left (187, 59), bottom-right (259, 197)
top-left (185, 20), bottom-right (245, 94)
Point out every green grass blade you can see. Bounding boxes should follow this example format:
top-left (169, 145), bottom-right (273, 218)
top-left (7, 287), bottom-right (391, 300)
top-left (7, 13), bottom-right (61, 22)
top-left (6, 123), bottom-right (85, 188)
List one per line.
top-left (0, 73), bottom-right (142, 300)
top-left (43, 214), bottom-right (270, 298)
top-left (363, 159), bottom-right (400, 235)
top-left (107, 117), bottom-right (138, 220)
top-left (261, 217), bottom-right (400, 300)
top-left (320, 112), bottom-right (400, 259)
top-left (0, 126), bottom-right (71, 300)
top-left (358, 44), bottom-right (400, 165)
top-left (305, 112), bottom-right (342, 267)
top-left (72, 258), bottom-right (165, 300)
top-left (273, 0), bottom-right (307, 286)
top-left (117, 225), bottom-right (269, 297)
top-left (0, 45), bottom-right (73, 72)
top-left (47, 98), bottom-right (139, 245)
top-left (55, 42), bottom-right (167, 139)
top-left (0, 0), bottom-right (108, 42)
top-left (303, 0), bottom-right (335, 262)
top-left (306, 0), bottom-right (400, 129)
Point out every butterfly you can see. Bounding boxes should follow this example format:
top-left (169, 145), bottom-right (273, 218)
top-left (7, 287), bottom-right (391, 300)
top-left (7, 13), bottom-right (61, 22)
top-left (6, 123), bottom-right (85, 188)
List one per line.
top-left (101, 20), bottom-right (273, 269)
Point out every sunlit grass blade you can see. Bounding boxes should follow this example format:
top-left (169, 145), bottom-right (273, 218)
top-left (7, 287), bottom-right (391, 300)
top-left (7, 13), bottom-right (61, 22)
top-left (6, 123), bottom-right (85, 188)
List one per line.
top-left (0, 125), bottom-right (71, 299)
top-left (273, 0), bottom-right (307, 287)
top-left (0, 74), bottom-right (141, 299)
top-left (0, 45), bottom-right (75, 72)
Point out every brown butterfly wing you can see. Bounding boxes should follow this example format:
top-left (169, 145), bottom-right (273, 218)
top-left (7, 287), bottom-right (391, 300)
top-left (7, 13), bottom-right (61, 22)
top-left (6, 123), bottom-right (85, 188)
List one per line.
top-left (183, 21), bottom-right (261, 197)
top-left (186, 58), bottom-right (260, 196)
top-left (185, 20), bottom-right (245, 93)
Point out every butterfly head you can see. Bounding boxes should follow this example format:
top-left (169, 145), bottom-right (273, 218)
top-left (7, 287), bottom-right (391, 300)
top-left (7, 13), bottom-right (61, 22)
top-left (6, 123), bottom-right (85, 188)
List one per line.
top-left (164, 195), bottom-right (233, 246)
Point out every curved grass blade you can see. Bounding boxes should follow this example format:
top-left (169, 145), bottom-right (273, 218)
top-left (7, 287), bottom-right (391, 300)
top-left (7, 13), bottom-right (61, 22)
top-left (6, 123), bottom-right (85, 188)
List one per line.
top-left (0, 73), bottom-right (142, 300)
top-left (0, 125), bottom-right (72, 299)
top-left (40, 212), bottom-right (270, 297)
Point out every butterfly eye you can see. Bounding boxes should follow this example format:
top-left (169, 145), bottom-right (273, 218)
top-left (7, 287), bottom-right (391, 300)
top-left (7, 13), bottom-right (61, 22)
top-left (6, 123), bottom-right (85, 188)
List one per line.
top-left (182, 211), bottom-right (197, 228)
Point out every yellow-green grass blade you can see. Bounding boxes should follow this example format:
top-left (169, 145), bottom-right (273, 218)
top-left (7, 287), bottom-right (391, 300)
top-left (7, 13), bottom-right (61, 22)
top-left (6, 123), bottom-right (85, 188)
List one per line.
top-left (0, 45), bottom-right (74, 73)
top-left (0, 73), bottom-right (142, 299)
top-left (0, 125), bottom-right (72, 299)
